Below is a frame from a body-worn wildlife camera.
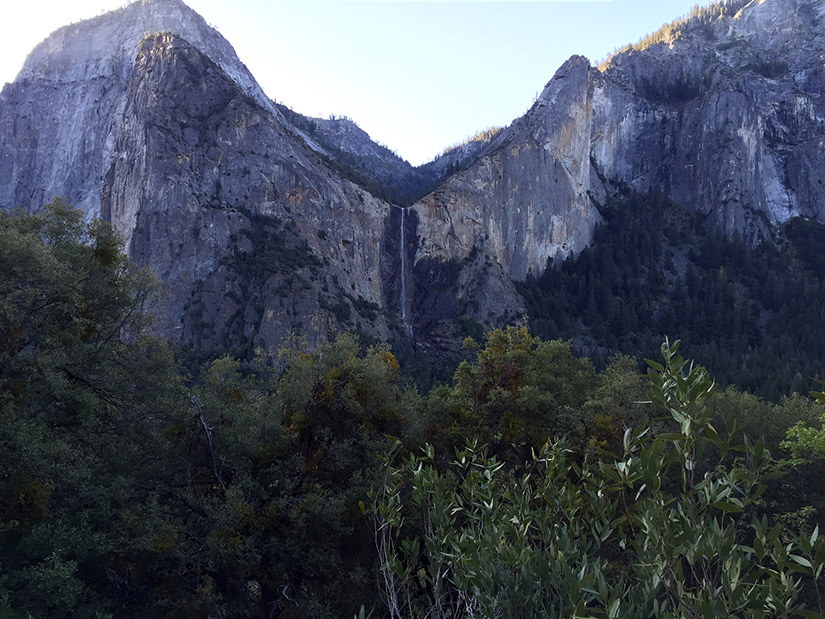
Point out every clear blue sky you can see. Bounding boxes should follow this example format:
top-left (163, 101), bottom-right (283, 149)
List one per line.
top-left (3, 0), bottom-right (710, 165)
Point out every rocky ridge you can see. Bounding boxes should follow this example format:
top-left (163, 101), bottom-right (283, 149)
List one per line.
top-left (0, 0), bottom-right (404, 353)
top-left (276, 105), bottom-right (436, 206)
top-left (402, 0), bottom-right (825, 341)
top-left (0, 0), bottom-right (282, 222)
top-left (2, 0), bottom-right (825, 362)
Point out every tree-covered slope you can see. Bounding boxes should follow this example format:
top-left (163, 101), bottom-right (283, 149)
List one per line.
top-left (518, 191), bottom-right (825, 402)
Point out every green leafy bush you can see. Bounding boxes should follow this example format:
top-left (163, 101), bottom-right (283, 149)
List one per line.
top-left (369, 340), bottom-right (825, 618)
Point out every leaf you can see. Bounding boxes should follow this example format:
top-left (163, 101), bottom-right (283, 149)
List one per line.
top-left (712, 501), bottom-right (743, 513)
top-left (657, 433), bottom-right (685, 442)
top-left (790, 554), bottom-right (813, 568)
top-left (645, 359), bottom-right (665, 373)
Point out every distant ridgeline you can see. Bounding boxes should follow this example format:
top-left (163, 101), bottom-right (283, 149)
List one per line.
top-left (518, 191), bottom-right (825, 403)
top-left (599, 0), bottom-right (751, 68)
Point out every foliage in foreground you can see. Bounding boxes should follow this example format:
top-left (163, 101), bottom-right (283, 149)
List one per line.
top-left (370, 340), bottom-right (825, 618)
top-left (3, 202), bottom-right (825, 617)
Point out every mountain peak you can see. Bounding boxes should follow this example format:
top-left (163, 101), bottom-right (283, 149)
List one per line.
top-left (17, 0), bottom-right (274, 113)
top-left (0, 0), bottom-right (282, 220)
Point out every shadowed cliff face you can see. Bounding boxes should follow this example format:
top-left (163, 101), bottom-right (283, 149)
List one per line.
top-left (0, 0), bottom-right (401, 354)
top-left (103, 33), bottom-right (394, 352)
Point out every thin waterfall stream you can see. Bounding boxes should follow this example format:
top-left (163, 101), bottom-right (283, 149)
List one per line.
top-left (399, 207), bottom-right (413, 338)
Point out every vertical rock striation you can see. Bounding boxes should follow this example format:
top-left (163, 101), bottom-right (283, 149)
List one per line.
top-left (413, 56), bottom-right (604, 282)
top-left (592, 0), bottom-right (825, 238)
top-left (102, 33), bottom-right (393, 350)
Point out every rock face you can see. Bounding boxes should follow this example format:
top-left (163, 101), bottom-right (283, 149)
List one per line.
top-left (402, 0), bottom-right (825, 337)
top-left (104, 33), bottom-right (393, 351)
top-left (405, 56), bottom-right (604, 336)
top-left (413, 56), bottom-right (604, 282)
top-left (591, 0), bottom-right (825, 238)
top-left (0, 1), bottom-right (397, 353)
top-left (2, 0), bottom-right (825, 358)
top-left (0, 0), bottom-right (281, 221)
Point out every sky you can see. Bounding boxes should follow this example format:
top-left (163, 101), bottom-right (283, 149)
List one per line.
top-left (2, 0), bottom-right (708, 165)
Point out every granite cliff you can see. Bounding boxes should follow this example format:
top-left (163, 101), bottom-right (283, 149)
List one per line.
top-left (2, 0), bottom-right (825, 361)
top-left (104, 33), bottom-right (394, 352)
top-left (0, 0), bottom-right (280, 221)
top-left (0, 0), bottom-right (401, 354)
top-left (403, 0), bottom-right (825, 341)
top-left (592, 0), bottom-right (825, 237)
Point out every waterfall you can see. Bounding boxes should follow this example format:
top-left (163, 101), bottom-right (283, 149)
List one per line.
top-left (399, 207), bottom-right (413, 339)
